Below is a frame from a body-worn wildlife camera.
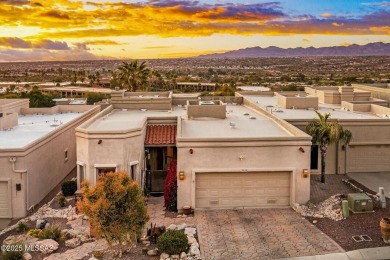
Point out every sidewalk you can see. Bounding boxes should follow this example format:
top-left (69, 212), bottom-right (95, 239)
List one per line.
top-left (280, 246), bottom-right (390, 260)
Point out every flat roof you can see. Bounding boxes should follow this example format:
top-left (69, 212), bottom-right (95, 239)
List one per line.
top-left (242, 94), bottom-right (381, 120)
top-left (181, 105), bottom-right (291, 138)
top-left (85, 105), bottom-right (292, 138)
top-left (43, 86), bottom-right (112, 93)
top-left (0, 112), bottom-right (84, 149)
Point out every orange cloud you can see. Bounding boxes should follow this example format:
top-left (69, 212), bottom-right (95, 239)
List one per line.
top-left (322, 13), bottom-right (333, 18)
top-left (302, 38), bottom-right (310, 43)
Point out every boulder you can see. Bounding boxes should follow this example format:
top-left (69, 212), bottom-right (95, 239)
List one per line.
top-left (184, 227), bottom-right (196, 236)
top-left (160, 252), bottom-right (170, 259)
top-left (189, 245), bottom-right (200, 256)
top-left (147, 248), bottom-right (158, 256)
top-left (171, 255), bottom-right (179, 259)
top-left (65, 237), bottom-right (81, 248)
top-left (36, 219), bottom-right (47, 229)
top-left (167, 224), bottom-right (177, 230)
top-left (23, 253), bottom-right (32, 260)
top-left (3, 234), bottom-right (37, 247)
top-left (187, 236), bottom-right (197, 245)
top-left (177, 223), bottom-right (187, 230)
top-left (180, 252), bottom-right (187, 259)
top-left (34, 239), bottom-right (59, 254)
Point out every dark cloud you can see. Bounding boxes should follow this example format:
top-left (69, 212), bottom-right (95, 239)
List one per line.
top-left (42, 10), bottom-right (70, 20)
top-left (0, 0), bottom-right (29, 5)
top-left (0, 37), bottom-right (69, 50)
top-left (0, 37), bottom-right (31, 48)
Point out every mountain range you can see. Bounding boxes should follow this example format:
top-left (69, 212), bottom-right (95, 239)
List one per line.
top-left (197, 42), bottom-right (390, 58)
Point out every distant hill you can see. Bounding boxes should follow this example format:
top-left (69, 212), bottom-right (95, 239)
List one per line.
top-left (197, 42), bottom-right (390, 58)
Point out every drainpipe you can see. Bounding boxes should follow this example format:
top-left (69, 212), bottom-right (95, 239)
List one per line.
top-left (9, 157), bottom-right (29, 214)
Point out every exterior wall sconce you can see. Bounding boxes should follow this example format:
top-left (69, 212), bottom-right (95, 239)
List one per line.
top-left (302, 169), bottom-right (310, 178)
top-left (179, 171), bottom-right (185, 180)
top-left (98, 139), bottom-right (103, 144)
top-left (299, 147), bottom-right (305, 153)
top-left (189, 149), bottom-right (193, 154)
top-left (239, 155), bottom-right (245, 160)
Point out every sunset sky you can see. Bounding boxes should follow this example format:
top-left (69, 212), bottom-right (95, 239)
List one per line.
top-left (0, 0), bottom-right (389, 61)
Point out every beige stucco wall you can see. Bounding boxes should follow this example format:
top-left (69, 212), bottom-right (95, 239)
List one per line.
top-left (276, 92), bottom-right (318, 109)
top-left (0, 99), bottom-right (29, 114)
top-left (0, 112), bottom-right (18, 130)
top-left (0, 105), bottom-right (100, 218)
top-left (176, 140), bottom-right (311, 210)
top-left (187, 101), bottom-right (226, 119)
top-left (353, 84), bottom-right (390, 104)
top-left (111, 91), bottom-right (172, 110)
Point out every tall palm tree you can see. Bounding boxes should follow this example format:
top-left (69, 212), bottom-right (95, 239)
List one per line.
top-left (117, 60), bottom-right (150, 92)
top-left (306, 111), bottom-right (352, 183)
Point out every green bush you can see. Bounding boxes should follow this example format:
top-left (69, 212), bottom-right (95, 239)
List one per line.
top-left (15, 221), bottom-right (28, 232)
top-left (27, 229), bottom-right (42, 238)
top-left (61, 181), bottom-right (77, 196)
top-left (1, 249), bottom-right (24, 260)
top-left (58, 195), bottom-right (66, 207)
top-left (38, 224), bottom-right (62, 241)
top-left (157, 230), bottom-right (188, 255)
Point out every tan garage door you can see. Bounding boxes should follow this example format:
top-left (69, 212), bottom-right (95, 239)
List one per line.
top-left (348, 146), bottom-right (390, 173)
top-left (195, 171), bottom-right (290, 209)
top-left (0, 182), bottom-right (10, 218)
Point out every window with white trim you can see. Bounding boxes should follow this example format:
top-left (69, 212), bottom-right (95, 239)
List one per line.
top-left (129, 161), bottom-right (139, 181)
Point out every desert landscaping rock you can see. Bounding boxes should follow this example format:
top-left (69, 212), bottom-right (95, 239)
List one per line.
top-left (167, 224), bottom-right (177, 230)
top-left (23, 252), bottom-right (32, 260)
top-left (148, 248), bottom-right (159, 256)
top-left (65, 237), bottom-right (81, 248)
top-left (171, 254), bottom-right (179, 259)
top-left (184, 227), bottom-right (196, 236)
top-left (180, 252), bottom-right (187, 259)
top-left (3, 234), bottom-right (38, 247)
top-left (44, 239), bottom-right (108, 260)
top-left (160, 252), bottom-right (170, 259)
top-left (189, 245), bottom-right (200, 256)
top-left (35, 239), bottom-right (59, 254)
top-left (177, 223), bottom-right (187, 230)
top-left (293, 194), bottom-right (344, 221)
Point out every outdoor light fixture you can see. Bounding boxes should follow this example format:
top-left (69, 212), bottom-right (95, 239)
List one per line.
top-left (302, 169), bottom-right (310, 178)
top-left (299, 147), bottom-right (305, 153)
top-left (179, 171), bottom-right (185, 180)
top-left (98, 139), bottom-right (102, 144)
top-left (189, 149), bottom-right (193, 154)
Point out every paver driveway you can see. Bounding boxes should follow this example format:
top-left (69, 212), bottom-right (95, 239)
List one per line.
top-left (196, 209), bottom-right (344, 260)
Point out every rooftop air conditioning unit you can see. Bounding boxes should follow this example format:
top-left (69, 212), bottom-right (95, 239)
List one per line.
top-left (199, 101), bottom-right (214, 105)
top-left (347, 193), bottom-right (373, 213)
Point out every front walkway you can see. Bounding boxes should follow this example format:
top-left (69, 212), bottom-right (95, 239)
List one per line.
top-left (146, 197), bottom-right (344, 260)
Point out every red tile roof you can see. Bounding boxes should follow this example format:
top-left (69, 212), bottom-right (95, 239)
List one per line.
top-left (145, 124), bottom-right (177, 145)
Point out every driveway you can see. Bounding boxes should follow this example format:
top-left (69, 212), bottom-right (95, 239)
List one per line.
top-left (196, 209), bottom-right (344, 260)
top-left (348, 172), bottom-right (390, 197)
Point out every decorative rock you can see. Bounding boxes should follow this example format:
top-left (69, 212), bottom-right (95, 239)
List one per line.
top-left (67, 229), bottom-right (80, 238)
top-left (180, 252), bottom-right (187, 259)
top-left (184, 227), bottom-right (196, 236)
top-left (36, 219), bottom-right (47, 229)
top-left (171, 255), bottom-right (179, 259)
top-left (191, 241), bottom-right (199, 248)
top-left (34, 239), bottom-right (59, 254)
top-left (30, 216), bottom-right (36, 222)
top-left (89, 257), bottom-right (99, 260)
top-left (190, 245), bottom-right (200, 256)
top-left (3, 235), bottom-right (37, 247)
top-left (45, 222), bottom-right (50, 229)
top-left (147, 248), bottom-right (158, 256)
top-left (177, 223), bottom-right (187, 230)
top-left (65, 237), bottom-right (81, 248)
top-left (160, 252), bottom-right (170, 259)
top-left (23, 252), bottom-right (32, 260)
top-left (187, 236), bottom-right (197, 245)
top-left (167, 224), bottom-right (177, 230)
top-left (83, 215), bottom-right (89, 220)
top-left (313, 220), bottom-right (318, 224)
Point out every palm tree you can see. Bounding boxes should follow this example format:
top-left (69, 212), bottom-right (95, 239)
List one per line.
top-left (117, 60), bottom-right (150, 92)
top-left (306, 111), bottom-right (352, 183)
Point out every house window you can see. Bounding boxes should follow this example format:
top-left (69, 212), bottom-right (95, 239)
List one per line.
top-left (129, 161), bottom-right (139, 181)
top-left (64, 149), bottom-right (69, 161)
top-left (96, 167), bottom-right (116, 177)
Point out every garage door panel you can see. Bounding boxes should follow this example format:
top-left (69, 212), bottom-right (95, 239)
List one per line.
top-left (0, 182), bottom-right (10, 218)
top-left (349, 146), bottom-right (390, 173)
top-left (195, 171), bottom-right (291, 209)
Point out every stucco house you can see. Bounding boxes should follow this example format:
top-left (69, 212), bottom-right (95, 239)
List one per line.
top-left (0, 99), bottom-right (99, 219)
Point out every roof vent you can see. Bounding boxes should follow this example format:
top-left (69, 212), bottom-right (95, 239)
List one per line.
top-left (229, 122), bottom-right (236, 129)
top-left (140, 109), bottom-right (147, 112)
top-left (249, 116), bottom-right (256, 119)
top-left (243, 113), bottom-right (249, 116)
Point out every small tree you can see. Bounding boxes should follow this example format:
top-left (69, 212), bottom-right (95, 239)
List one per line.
top-left (306, 111), bottom-right (352, 183)
top-left (164, 161), bottom-right (177, 211)
top-left (77, 172), bottom-right (149, 254)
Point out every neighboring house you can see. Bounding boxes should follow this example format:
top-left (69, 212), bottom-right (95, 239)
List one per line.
top-left (76, 91), bottom-right (312, 211)
top-left (175, 82), bottom-right (217, 92)
top-left (42, 86), bottom-right (111, 98)
top-left (0, 99), bottom-right (100, 219)
top-left (238, 85), bottom-right (390, 175)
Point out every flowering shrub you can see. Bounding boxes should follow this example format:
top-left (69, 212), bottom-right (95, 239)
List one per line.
top-left (164, 161), bottom-right (177, 211)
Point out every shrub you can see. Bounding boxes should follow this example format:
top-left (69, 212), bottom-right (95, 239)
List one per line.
top-left (77, 172), bottom-right (149, 252)
top-left (164, 161), bottom-right (177, 211)
top-left (27, 229), bottom-right (42, 238)
top-left (15, 221), bottom-right (28, 232)
top-left (157, 230), bottom-right (188, 255)
top-left (58, 195), bottom-right (66, 207)
top-left (61, 180), bottom-right (77, 196)
top-left (1, 248), bottom-right (24, 260)
top-left (38, 224), bottom-right (62, 241)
